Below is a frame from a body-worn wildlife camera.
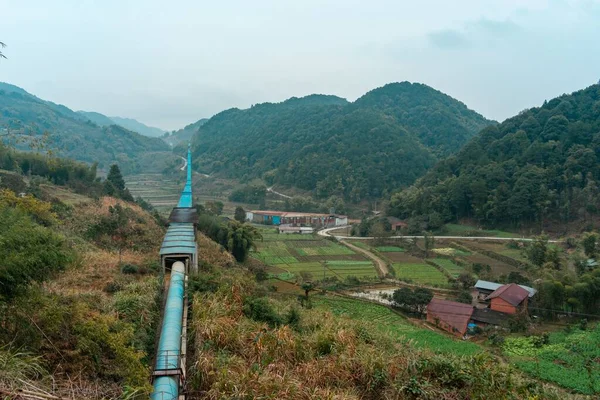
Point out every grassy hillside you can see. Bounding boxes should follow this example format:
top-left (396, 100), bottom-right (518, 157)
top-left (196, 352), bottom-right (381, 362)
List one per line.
top-left (190, 83), bottom-right (493, 201)
top-left (0, 179), bottom-right (166, 398)
top-left (0, 82), bottom-right (171, 173)
top-left (389, 82), bottom-right (600, 233)
top-left (187, 260), bottom-right (565, 399)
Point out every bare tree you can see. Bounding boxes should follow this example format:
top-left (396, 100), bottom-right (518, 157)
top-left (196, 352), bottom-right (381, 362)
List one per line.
top-left (0, 42), bottom-right (6, 59)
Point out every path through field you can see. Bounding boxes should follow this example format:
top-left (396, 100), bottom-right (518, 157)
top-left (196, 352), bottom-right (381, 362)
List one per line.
top-left (341, 240), bottom-right (389, 277)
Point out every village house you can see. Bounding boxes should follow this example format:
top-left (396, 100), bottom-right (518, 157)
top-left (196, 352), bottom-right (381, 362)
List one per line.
top-left (426, 298), bottom-right (474, 337)
top-left (485, 283), bottom-right (530, 314)
top-left (474, 280), bottom-right (536, 301)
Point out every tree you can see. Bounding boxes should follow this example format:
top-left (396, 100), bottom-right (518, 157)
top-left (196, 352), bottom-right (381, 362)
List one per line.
top-left (300, 281), bottom-right (316, 302)
top-left (392, 287), bottom-right (433, 314)
top-left (456, 290), bottom-right (473, 304)
top-left (104, 164), bottom-right (133, 201)
top-left (412, 287), bottom-right (434, 314)
top-left (524, 235), bottom-right (548, 267)
top-left (234, 206), bottom-right (246, 223)
top-left (0, 206), bottom-right (71, 301)
top-left (205, 200), bottom-right (224, 216)
top-left (0, 42), bottom-right (6, 59)
top-left (424, 231), bottom-right (435, 257)
top-left (107, 164), bottom-right (126, 191)
top-left (226, 221), bottom-right (262, 262)
top-left (581, 232), bottom-right (598, 258)
top-left (457, 272), bottom-right (476, 290)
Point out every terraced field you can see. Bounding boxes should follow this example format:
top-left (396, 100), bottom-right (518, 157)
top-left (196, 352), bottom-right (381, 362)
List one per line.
top-left (392, 263), bottom-right (450, 287)
top-left (314, 296), bottom-right (481, 356)
top-left (125, 173), bottom-right (183, 213)
top-left (376, 246), bottom-right (405, 252)
top-left (432, 258), bottom-right (466, 277)
top-left (253, 234), bottom-right (378, 282)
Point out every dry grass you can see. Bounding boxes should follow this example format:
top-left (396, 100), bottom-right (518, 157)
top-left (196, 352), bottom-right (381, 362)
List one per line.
top-left (197, 232), bottom-right (236, 268)
top-left (188, 268), bottom-right (565, 400)
top-left (46, 248), bottom-right (155, 295)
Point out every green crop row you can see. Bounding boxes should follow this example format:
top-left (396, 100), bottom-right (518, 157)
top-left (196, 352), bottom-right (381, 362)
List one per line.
top-left (314, 296), bottom-right (481, 356)
top-left (392, 263), bottom-right (450, 287)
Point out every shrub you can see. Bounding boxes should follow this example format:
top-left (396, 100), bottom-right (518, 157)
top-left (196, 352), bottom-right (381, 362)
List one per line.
top-left (121, 264), bottom-right (138, 274)
top-left (242, 297), bottom-right (282, 327)
top-left (284, 307), bottom-right (301, 330)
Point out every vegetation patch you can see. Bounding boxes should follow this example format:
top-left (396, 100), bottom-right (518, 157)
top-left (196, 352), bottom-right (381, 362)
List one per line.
top-left (376, 246), bottom-right (405, 252)
top-left (502, 325), bottom-right (600, 395)
top-left (392, 263), bottom-right (450, 287)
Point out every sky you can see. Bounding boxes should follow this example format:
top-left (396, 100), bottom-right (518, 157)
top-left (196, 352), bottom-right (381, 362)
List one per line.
top-left (1, 0), bottom-right (600, 130)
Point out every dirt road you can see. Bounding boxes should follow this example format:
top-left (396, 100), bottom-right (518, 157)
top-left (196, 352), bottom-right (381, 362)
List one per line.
top-left (340, 240), bottom-right (390, 277)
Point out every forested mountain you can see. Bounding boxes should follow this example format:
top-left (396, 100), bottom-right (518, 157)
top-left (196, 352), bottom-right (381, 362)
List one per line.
top-left (166, 117), bottom-right (208, 147)
top-left (0, 83), bottom-right (170, 172)
top-left (76, 111), bottom-right (166, 137)
top-left (110, 116), bottom-right (166, 137)
top-left (389, 83), bottom-right (600, 230)
top-left (353, 82), bottom-right (492, 156)
top-left (77, 110), bottom-right (115, 127)
top-left (190, 83), bottom-right (492, 201)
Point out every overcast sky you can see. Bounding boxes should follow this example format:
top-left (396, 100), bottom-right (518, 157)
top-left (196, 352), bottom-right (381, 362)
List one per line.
top-left (1, 0), bottom-right (599, 130)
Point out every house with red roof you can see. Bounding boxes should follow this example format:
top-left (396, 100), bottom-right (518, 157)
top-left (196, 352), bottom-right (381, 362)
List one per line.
top-left (426, 298), bottom-right (474, 337)
top-left (485, 283), bottom-right (529, 314)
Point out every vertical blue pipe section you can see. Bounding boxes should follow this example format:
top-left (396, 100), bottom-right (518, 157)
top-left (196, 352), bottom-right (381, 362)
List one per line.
top-left (151, 261), bottom-right (186, 400)
top-left (177, 145), bottom-right (193, 208)
top-left (187, 144), bottom-right (192, 184)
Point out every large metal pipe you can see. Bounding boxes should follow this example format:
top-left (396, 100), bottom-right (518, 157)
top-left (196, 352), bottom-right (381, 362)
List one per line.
top-left (151, 261), bottom-right (186, 400)
top-left (177, 146), bottom-right (193, 208)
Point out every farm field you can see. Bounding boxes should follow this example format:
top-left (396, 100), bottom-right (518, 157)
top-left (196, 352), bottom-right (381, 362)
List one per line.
top-left (502, 325), bottom-right (600, 395)
top-left (432, 258), bottom-right (466, 277)
top-left (252, 233), bottom-right (378, 282)
top-left (376, 246), bottom-right (405, 252)
top-left (125, 173), bottom-right (183, 214)
top-left (392, 263), bottom-right (450, 287)
top-left (454, 245), bottom-right (517, 275)
top-left (314, 296), bottom-right (481, 356)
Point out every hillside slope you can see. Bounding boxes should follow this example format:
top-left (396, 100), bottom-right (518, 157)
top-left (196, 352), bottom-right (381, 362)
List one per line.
top-left (166, 117), bottom-right (208, 147)
top-left (0, 83), bottom-right (170, 172)
top-left (389, 82), bottom-right (600, 231)
top-left (110, 116), bottom-right (166, 137)
top-left (190, 84), bottom-right (492, 201)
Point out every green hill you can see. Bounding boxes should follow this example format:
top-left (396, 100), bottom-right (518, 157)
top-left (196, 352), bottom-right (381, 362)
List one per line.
top-left (190, 84), bottom-right (493, 201)
top-left (77, 110), bottom-right (116, 127)
top-left (110, 116), bottom-right (166, 137)
top-left (76, 111), bottom-right (166, 138)
top-left (0, 83), bottom-right (171, 172)
top-left (166, 117), bottom-right (208, 147)
top-left (389, 82), bottom-right (600, 231)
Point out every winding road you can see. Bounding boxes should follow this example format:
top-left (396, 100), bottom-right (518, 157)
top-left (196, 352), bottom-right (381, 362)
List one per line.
top-left (178, 156), bottom-right (187, 171)
top-left (267, 186), bottom-right (292, 199)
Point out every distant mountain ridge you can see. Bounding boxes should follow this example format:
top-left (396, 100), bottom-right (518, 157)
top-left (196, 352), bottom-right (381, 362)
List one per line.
top-left (0, 82), bottom-right (170, 172)
top-left (188, 82), bottom-right (494, 201)
top-left (76, 111), bottom-right (166, 138)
